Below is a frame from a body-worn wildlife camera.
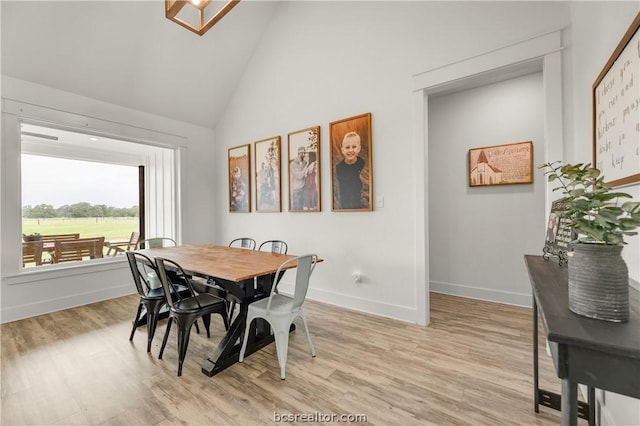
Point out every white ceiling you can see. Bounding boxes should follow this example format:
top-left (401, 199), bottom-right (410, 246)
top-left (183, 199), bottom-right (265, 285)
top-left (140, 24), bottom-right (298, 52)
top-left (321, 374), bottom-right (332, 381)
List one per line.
top-left (1, 0), bottom-right (280, 130)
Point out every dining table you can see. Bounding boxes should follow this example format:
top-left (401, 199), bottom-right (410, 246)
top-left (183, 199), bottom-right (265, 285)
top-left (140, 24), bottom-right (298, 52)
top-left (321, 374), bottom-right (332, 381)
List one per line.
top-left (135, 243), bottom-right (308, 377)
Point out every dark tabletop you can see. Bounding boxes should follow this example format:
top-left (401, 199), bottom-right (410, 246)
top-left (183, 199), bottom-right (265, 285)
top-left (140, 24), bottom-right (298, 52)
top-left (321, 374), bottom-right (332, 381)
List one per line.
top-left (525, 255), bottom-right (640, 359)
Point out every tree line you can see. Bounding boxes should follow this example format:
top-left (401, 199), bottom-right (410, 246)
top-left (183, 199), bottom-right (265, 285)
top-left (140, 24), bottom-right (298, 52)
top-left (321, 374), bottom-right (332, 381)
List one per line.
top-left (23, 203), bottom-right (139, 218)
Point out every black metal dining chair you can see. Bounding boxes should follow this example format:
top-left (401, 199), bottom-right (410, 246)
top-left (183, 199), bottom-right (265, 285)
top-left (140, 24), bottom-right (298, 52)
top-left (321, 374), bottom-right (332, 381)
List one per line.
top-left (155, 256), bottom-right (229, 376)
top-left (126, 251), bottom-right (198, 353)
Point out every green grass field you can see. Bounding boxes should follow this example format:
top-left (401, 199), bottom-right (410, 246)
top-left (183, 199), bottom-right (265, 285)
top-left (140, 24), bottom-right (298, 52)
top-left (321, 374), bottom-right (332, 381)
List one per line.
top-left (22, 217), bottom-right (138, 242)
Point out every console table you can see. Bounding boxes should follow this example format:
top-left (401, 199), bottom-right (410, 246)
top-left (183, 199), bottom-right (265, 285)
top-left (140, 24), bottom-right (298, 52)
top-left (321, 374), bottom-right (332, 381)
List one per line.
top-left (524, 255), bottom-right (640, 426)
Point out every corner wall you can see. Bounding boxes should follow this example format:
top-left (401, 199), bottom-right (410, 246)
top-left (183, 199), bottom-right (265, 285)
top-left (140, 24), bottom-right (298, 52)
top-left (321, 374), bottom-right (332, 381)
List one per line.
top-left (213, 1), bottom-right (571, 321)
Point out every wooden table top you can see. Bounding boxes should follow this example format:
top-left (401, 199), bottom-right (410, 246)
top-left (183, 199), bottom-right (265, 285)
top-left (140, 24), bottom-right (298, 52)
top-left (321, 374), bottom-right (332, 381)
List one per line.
top-left (136, 243), bottom-right (300, 282)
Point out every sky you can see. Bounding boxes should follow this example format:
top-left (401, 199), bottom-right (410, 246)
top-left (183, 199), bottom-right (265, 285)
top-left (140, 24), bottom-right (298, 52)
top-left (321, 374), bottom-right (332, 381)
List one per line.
top-left (21, 155), bottom-right (139, 208)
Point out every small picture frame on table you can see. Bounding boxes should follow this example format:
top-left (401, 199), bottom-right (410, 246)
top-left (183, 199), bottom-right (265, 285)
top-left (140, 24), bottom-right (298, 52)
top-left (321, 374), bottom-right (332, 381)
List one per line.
top-left (543, 198), bottom-right (576, 267)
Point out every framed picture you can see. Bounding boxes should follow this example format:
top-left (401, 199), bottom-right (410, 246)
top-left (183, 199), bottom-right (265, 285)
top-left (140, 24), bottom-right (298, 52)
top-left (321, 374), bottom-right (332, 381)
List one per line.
top-left (542, 197), bottom-right (576, 267)
top-left (288, 126), bottom-right (320, 212)
top-left (329, 113), bottom-right (373, 211)
top-left (593, 13), bottom-right (640, 187)
top-left (228, 144), bottom-right (251, 213)
top-left (468, 141), bottom-right (533, 187)
top-left (254, 136), bottom-right (281, 212)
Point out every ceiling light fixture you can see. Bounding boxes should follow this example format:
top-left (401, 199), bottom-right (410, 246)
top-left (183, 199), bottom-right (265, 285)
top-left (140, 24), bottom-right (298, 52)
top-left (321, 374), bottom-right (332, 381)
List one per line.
top-left (165, 0), bottom-right (240, 36)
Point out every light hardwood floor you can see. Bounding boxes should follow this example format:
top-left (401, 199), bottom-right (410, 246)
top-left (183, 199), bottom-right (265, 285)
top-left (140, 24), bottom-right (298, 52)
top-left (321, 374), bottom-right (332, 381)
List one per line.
top-left (1, 293), bottom-right (578, 425)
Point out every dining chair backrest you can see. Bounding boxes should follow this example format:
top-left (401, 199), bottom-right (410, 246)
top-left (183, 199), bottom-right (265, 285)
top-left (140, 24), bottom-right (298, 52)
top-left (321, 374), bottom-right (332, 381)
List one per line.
top-left (137, 237), bottom-right (176, 249)
top-left (22, 240), bottom-right (44, 266)
top-left (155, 257), bottom-right (198, 310)
top-left (126, 251), bottom-right (160, 296)
top-left (52, 237), bottom-right (105, 263)
top-left (229, 237), bottom-right (256, 250)
top-left (41, 233), bottom-right (80, 243)
top-left (258, 240), bottom-right (288, 254)
top-left (124, 231), bottom-right (141, 250)
top-left (267, 254), bottom-right (318, 312)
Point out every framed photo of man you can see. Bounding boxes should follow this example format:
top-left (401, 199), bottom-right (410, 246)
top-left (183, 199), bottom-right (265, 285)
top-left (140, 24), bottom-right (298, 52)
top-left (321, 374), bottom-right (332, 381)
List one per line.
top-left (329, 113), bottom-right (373, 211)
top-left (254, 136), bottom-right (281, 212)
top-left (288, 126), bottom-right (320, 212)
top-left (228, 144), bottom-right (251, 213)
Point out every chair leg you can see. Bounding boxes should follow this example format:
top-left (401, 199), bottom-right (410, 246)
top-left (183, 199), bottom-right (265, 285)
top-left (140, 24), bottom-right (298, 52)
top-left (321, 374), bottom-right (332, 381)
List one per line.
top-left (220, 310), bottom-right (229, 331)
top-left (145, 299), bottom-right (165, 353)
top-left (159, 317), bottom-right (173, 359)
top-left (175, 317), bottom-right (195, 377)
top-left (239, 316), bottom-right (254, 362)
top-left (274, 327), bottom-right (290, 380)
top-left (299, 310), bottom-right (316, 357)
top-left (202, 314), bottom-right (211, 338)
top-left (228, 302), bottom-right (236, 323)
top-left (129, 303), bottom-right (143, 341)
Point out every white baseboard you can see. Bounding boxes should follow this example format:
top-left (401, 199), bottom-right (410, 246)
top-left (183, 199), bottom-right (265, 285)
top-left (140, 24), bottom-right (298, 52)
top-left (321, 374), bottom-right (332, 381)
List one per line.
top-left (278, 283), bottom-right (417, 323)
top-left (430, 280), bottom-right (532, 307)
top-left (1, 284), bottom-right (134, 323)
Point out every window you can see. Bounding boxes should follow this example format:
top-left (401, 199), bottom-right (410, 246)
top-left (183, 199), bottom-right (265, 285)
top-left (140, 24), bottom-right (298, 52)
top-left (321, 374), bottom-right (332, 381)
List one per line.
top-left (20, 123), bottom-right (176, 268)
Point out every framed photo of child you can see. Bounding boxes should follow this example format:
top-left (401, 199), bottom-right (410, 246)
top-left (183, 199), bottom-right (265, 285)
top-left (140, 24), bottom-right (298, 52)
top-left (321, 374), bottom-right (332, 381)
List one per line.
top-left (329, 113), bottom-right (373, 211)
top-left (254, 136), bottom-right (281, 212)
top-left (228, 144), bottom-right (251, 213)
top-left (288, 126), bottom-right (320, 212)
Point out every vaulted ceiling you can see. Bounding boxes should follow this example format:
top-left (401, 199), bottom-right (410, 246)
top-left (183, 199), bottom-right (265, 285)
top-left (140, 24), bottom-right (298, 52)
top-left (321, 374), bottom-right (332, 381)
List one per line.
top-left (1, 1), bottom-right (279, 129)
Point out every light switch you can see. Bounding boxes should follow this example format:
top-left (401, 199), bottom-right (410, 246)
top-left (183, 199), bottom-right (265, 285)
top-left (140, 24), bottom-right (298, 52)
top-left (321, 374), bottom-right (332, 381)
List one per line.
top-left (376, 195), bottom-right (384, 208)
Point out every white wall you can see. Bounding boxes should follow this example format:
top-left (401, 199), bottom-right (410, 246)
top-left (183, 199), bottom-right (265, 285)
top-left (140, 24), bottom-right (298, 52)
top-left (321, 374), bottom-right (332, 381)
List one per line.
top-left (215, 1), bottom-right (639, 423)
top-left (565, 3), bottom-right (640, 425)
top-left (1, 0), bottom-right (637, 422)
top-left (0, 77), bottom-right (217, 322)
top-left (429, 72), bottom-right (545, 306)
top-left (214, 1), bottom-right (570, 321)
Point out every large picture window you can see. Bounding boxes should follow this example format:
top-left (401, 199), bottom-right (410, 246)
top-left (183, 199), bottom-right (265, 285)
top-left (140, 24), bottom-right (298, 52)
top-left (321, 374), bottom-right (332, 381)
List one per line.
top-left (20, 123), bottom-right (176, 268)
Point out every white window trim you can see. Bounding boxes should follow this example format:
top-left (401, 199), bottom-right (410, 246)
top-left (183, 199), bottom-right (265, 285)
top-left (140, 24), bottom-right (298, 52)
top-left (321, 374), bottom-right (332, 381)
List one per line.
top-left (1, 105), bottom-right (182, 283)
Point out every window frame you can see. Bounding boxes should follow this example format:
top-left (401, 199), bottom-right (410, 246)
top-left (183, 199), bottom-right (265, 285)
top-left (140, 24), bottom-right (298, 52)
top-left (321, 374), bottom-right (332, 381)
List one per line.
top-left (4, 118), bottom-right (180, 281)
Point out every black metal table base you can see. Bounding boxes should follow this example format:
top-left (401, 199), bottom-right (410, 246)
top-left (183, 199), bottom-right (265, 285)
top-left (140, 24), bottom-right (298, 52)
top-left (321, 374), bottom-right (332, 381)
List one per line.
top-left (201, 276), bottom-right (294, 377)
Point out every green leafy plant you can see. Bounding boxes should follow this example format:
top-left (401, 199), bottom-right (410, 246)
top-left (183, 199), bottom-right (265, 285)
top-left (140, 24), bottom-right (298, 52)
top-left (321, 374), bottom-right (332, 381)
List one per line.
top-left (22, 232), bottom-right (42, 242)
top-left (539, 161), bottom-right (640, 245)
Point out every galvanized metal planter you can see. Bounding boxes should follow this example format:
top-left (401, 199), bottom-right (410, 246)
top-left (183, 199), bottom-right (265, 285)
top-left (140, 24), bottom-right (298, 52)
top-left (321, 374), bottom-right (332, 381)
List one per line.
top-left (568, 243), bottom-right (629, 322)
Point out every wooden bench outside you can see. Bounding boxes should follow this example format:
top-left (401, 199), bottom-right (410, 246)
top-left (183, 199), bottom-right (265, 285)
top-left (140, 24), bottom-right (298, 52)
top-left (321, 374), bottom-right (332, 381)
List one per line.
top-left (41, 233), bottom-right (80, 243)
top-left (52, 237), bottom-right (105, 264)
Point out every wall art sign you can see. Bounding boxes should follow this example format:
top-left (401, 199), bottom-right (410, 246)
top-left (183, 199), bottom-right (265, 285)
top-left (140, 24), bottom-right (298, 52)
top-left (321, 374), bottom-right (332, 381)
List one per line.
top-left (228, 144), bottom-right (251, 213)
top-left (288, 126), bottom-right (320, 212)
top-left (593, 13), bottom-right (640, 187)
top-left (329, 113), bottom-right (373, 211)
top-left (254, 136), bottom-right (281, 212)
top-left (468, 141), bottom-right (533, 187)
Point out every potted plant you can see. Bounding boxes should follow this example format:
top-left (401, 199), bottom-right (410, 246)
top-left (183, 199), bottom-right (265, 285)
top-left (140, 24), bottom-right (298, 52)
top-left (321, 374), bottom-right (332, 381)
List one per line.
top-left (539, 161), bottom-right (640, 322)
top-left (22, 232), bottom-right (42, 242)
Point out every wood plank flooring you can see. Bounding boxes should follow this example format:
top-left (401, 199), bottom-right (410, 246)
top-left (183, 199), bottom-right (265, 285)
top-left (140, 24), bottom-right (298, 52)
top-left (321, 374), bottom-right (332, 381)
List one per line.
top-left (1, 293), bottom-right (578, 425)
